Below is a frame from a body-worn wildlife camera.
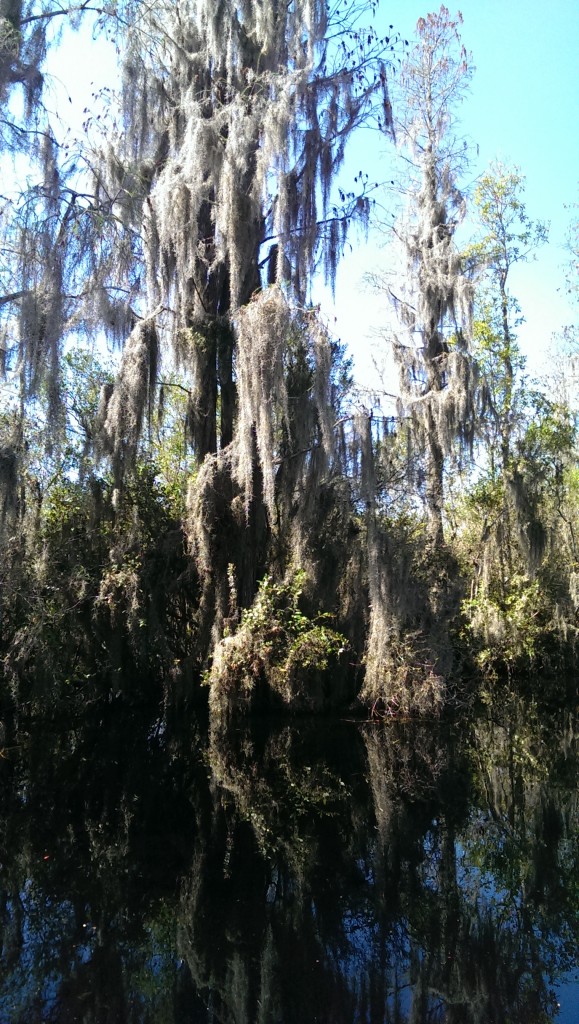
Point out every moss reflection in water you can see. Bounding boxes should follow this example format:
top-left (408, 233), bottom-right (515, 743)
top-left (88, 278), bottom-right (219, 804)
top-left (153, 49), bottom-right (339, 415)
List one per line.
top-left (0, 696), bottom-right (578, 1022)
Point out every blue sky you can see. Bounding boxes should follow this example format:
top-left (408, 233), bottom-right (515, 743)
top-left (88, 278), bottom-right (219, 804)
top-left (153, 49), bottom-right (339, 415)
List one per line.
top-left (42, 1), bottom-right (579, 395)
top-left (319, 0), bottom-right (579, 394)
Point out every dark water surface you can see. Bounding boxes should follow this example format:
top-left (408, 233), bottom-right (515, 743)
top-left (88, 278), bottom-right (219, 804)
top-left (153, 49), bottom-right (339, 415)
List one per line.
top-left (1, 691), bottom-right (579, 1023)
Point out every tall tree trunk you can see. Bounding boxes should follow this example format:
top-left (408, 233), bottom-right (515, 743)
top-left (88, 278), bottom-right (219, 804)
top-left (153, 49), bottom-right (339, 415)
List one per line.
top-left (426, 426), bottom-right (445, 547)
top-left (218, 321), bottom-right (235, 451)
top-left (190, 328), bottom-right (218, 459)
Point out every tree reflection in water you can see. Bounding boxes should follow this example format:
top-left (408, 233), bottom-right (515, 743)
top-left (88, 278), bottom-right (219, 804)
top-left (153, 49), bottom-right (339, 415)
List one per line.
top-left (0, 695), bottom-right (578, 1022)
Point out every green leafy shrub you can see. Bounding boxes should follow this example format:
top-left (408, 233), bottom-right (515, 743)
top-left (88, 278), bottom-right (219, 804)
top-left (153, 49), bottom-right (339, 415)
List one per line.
top-left (208, 570), bottom-right (350, 717)
top-left (461, 573), bottom-right (546, 680)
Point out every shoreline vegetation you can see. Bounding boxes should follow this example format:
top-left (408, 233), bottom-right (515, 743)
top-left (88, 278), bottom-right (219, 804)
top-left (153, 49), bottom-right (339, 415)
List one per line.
top-left (1, 4), bottom-right (578, 722)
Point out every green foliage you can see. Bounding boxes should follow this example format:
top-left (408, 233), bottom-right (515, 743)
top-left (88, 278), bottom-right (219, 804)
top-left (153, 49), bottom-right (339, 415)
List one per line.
top-left (0, 349), bottom-right (199, 704)
top-left (466, 164), bottom-right (548, 481)
top-left (151, 379), bottom-right (196, 518)
top-left (456, 396), bottom-right (579, 680)
top-left (472, 312), bottom-right (526, 474)
top-left (465, 164), bottom-right (549, 275)
top-left (445, 163), bottom-right (579, 683)
top-left (208, 570), bottom-right (349, 717)
top-left (462, 574), bottom-right (545, 678)
top-left (515, 399), bottom-right (576, 486)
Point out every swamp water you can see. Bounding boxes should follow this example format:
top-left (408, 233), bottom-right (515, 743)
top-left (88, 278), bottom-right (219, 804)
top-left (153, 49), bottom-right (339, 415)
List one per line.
top-left (1, 692), bottom-right (579, 1023)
